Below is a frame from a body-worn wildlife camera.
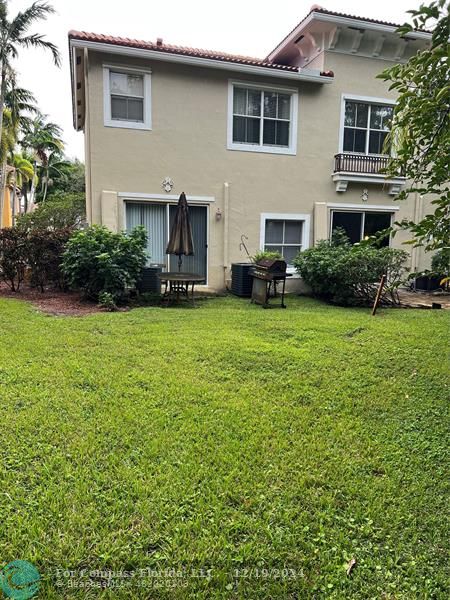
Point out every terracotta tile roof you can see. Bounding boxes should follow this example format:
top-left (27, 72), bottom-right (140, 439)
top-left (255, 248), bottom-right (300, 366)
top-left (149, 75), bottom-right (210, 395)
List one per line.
top-left (68, 30), bottom-right (300, 72)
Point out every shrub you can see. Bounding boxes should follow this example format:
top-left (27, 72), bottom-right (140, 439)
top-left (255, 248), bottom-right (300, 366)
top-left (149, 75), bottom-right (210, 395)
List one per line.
top-left (16, 192), bottom-right (86, 230)
top-left (98, 291), bottom-right (117, 312)
top-left (62, 225), bottom-right (148, 302)
top-left (0, 227), bottom-right (28, 291)
top-left (252, 249), bottom-right (283, 263)
top-left (293, 230), bottom-right (409, 306)
top-left (431, 248), bottom-right (450, 277)
top-left (27, 228), bottom-right (72, 291)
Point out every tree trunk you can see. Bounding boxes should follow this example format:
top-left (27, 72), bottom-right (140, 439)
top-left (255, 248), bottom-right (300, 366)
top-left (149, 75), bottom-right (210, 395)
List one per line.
top-left (0, 63), bottom-right (7, 222)
top-left (29, 160), bottom-right (37, 210)
top-left (21, 182), bottom-right (28, 214)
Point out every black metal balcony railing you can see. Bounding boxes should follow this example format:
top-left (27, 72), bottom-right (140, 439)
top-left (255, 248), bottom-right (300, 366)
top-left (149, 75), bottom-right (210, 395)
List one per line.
top-left (334, 153), bottom-right (389, 175)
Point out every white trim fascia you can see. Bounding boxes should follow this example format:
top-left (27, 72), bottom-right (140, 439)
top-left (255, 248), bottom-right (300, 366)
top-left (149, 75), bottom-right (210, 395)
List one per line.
top-left (342, 93), bottom-right (396, 105)
top-left (227, 80), bottom-right (298, 156)
top-left (260, 212), bottom-right (311, 273)
top-left (71, 46), bottom-right (80, 130)
top-left (327, 202), bottom-right (399, 211)
top-left (119, 192), bottom-right (215, 203)
top-left (332, 173), bottom-right (405, 184)
top-left (103, 65), bottom-right (152, 130)
top-left (103, 63), bottom-right (152, 74)
top-left (312, 13), bottom-right (432, 41)
top-left (70, 39), bottom-right (333, 84)
top-left (267, 13), bottom-right (316, 61)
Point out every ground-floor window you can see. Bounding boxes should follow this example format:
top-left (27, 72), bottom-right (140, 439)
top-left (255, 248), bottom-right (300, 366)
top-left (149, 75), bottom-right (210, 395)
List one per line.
top-left (331, 210), bottom-right (392, 247)
top-left (260, 213), bottom-right (310, 268)
top-left (126, 202), bottom-right (208, 279)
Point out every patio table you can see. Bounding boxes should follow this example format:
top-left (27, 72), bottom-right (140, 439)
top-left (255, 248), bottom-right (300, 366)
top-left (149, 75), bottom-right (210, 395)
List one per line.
top-left (157, 272), bottom-right (204, 306)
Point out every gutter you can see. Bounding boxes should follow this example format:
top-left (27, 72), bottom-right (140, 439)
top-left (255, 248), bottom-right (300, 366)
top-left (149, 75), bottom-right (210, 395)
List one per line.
top-left (69, 39), bottom-right (334, 84)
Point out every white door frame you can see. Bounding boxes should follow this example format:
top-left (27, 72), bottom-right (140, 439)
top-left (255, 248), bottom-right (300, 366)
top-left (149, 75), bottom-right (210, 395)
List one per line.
top-left (124, 198), bottom-right (210, 286)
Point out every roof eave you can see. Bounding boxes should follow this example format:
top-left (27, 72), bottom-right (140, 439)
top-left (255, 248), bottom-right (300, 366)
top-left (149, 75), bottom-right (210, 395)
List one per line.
top-left (267, 10), bottom-right (432, 62)
top-left (68, 37), bottom-right (334, 84)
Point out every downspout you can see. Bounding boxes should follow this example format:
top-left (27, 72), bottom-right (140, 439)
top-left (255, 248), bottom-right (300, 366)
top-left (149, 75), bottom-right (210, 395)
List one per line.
top-left (223, 182), bottom-right (229, 289)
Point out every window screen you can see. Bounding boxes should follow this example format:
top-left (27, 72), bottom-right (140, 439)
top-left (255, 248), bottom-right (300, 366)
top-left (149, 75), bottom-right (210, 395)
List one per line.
top-left (264, 219), bottom-right (303, 264)
top-left (110, 72), bottom-right (144, 122)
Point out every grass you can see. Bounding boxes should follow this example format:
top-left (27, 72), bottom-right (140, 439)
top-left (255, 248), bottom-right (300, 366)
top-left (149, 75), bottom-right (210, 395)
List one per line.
top-left (0, 295), bottom-right (448, 599)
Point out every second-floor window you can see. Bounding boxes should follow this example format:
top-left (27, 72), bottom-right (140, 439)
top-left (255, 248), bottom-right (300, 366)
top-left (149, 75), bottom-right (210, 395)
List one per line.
top-left (110, 72), bottom-right (144, 122)
top-left (228, 82), bottom-right (298, 155)
top-left (103, 65), bottom-right (152, 130)
top-left (343, 100), bottom-right (393, 155)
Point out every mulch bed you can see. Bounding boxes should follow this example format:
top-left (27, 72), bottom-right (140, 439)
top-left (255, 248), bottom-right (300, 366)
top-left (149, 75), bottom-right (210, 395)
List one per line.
top-left (0, 282), bottom-right (102, 316)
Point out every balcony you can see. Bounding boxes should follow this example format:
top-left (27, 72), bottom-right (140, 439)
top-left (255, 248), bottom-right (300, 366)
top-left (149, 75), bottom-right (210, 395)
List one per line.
top-left (332, 153), bottom-right (405, 195)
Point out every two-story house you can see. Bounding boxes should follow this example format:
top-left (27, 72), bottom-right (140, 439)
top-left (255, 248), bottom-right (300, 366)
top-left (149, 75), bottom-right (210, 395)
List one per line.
top-left (68, 6), bottom-right (432, 291)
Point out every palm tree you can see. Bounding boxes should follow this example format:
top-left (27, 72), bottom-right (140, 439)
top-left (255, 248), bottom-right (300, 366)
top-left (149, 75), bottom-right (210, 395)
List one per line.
top-left (7, 153), bottom-right (34, 218)
top-left (0, 108), bottom-right (16, 162)
top-left (21, 113), bottom-right (64, 206)
top-left (0, 1), bottom-right (60, 151)
top-left (4, 80), bottom-right (38, 133)
top-left (39, 150), bottom-right (70, 201)
top-left (0, 80), bottom-right (38, 219)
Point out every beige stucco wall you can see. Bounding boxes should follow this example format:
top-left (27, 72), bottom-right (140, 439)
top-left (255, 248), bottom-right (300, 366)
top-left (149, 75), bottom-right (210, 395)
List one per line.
top-left (84, 49), bottom-right (428, 290)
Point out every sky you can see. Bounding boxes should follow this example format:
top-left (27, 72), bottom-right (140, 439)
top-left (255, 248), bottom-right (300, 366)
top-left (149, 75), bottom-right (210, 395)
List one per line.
top-left (9, 0), bottom-right (417, 160)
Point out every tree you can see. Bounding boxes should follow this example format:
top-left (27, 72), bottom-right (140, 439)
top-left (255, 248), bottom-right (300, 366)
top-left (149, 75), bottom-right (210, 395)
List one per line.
top-left (38, 151), bottom-right (70, 201)
top-left (16, 192), bottom-right (86, 230)
top-left (0, 81), bottom-right (38, 220)
top-left (21, 113), bottom-right (64, 206)
top-left (378, 0), bottom-right (450, 252)
top-left (45, 158), bottom-right (85, 197)
top-left (8, 153), bottom-right (34, 218)
top-left (0, 0), bottom-right (60, 153)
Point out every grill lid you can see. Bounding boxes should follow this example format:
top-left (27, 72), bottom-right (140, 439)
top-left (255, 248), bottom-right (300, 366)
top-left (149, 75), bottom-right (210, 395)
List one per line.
top-left (255, 258), bottom-right (287, 273)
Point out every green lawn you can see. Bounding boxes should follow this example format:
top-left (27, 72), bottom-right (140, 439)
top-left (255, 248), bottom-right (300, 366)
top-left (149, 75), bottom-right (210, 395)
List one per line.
top-left (0, 295), bottom-right (448, 599)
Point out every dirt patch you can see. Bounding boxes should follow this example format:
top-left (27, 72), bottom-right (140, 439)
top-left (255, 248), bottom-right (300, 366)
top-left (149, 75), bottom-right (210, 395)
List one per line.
top-left (0, 282), bottom-right (101, 316)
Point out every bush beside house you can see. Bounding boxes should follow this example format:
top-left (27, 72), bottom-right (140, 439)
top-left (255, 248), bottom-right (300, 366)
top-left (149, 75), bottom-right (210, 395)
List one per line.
top-left (0, 228), bottom-right (28, 291)
top-left (0, 224), bottom-right (148, 304)
top-left (294, 230), bottom-right (408, 306)
top-left (62, 225), bottom-right (148, 302)
top-left (0, 227), bottom-right (71, 292)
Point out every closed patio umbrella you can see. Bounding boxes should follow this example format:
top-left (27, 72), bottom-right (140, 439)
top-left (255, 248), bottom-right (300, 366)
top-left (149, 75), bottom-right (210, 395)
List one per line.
top-left (166, 192), bottom-right (194, 271)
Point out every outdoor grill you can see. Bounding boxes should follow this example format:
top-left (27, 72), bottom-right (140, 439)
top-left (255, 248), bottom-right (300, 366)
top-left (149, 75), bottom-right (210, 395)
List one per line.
top-left (250, 259), bottom-right (291, 308)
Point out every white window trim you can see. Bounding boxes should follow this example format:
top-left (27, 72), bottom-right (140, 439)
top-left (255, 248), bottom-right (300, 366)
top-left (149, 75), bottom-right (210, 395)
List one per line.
top-left (227, 80), bottom-right (298, 155)
top-left (329, 206), bottom-right (394, 246)
top-left (260, 212), bottom-right (310, 274)
top-left (103, 64), bottom-right (152, 130)
top-left (338, 94), bottom-right (395, 156)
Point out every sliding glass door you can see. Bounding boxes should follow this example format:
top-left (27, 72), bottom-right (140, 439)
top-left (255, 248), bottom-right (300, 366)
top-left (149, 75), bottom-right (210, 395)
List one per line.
top-left (126, 202), bottom-right (207, 280)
